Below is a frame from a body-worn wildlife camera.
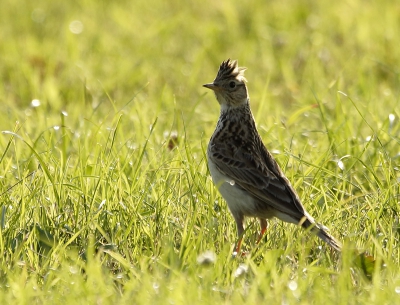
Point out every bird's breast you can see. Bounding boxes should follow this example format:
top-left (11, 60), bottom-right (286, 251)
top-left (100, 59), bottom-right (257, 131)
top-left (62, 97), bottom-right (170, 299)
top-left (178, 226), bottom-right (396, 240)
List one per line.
top-left (207, 152), bottom-right (258, 217)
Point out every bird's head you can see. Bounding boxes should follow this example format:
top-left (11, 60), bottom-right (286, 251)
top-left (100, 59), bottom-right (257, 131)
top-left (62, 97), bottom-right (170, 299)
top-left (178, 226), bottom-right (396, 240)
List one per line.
top-left (203, 59), bottom-right (248, 109)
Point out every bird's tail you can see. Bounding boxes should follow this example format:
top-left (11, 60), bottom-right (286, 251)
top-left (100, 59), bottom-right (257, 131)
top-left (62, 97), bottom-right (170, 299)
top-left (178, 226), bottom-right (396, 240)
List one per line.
top-left (301, 216), bottom-right (342, 251)
top-left (315, 226), bottom-right (342, 251)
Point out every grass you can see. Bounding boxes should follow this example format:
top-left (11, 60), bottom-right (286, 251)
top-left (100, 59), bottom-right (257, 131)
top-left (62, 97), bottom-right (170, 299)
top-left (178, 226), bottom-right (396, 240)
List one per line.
top-left (1, 0), bottom-right (400, 303)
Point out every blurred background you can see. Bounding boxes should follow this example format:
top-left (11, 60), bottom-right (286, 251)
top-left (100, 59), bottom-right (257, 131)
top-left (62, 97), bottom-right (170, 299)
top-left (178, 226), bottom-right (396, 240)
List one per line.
top-left (1, 0), bottom-right (398, 134)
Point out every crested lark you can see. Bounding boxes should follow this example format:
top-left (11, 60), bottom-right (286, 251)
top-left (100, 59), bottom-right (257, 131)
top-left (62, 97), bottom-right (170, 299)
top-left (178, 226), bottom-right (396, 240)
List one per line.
top-left (204, 59), bottom-right (341, 253)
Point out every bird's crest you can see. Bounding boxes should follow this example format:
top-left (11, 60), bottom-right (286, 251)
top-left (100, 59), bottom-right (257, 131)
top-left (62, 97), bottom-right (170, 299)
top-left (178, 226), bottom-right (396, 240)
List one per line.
top-left (215, 59), bottom-right (247, 82)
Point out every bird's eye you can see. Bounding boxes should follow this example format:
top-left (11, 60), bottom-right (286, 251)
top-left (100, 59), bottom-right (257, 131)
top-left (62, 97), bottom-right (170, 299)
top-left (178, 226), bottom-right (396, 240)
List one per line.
top-left (229, 81), bottom-right (236, 88)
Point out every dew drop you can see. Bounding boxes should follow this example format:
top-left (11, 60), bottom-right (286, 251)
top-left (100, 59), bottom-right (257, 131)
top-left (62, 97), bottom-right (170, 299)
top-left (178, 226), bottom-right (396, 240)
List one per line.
top-left (152, 282), bottom-right (160, 291)
top-left (31, 99), bottom-right (41, 107)
top-left (69, 266), bottom-right (78, 274)
top-left (229, 180), bottom-right (235, 186)
top-left (288, 280), bottom-right (298, 291)
top-left (234, 264), bottom-right (248, 277)
top-left (25, 109), bottom-right (33, 116)
top-left (69, 20), bottom-right (83, 34)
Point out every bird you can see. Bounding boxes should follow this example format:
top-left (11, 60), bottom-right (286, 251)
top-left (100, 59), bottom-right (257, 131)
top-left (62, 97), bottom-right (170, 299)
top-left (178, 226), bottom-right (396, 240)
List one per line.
top-left (203, 59), bottom-right (342, 254)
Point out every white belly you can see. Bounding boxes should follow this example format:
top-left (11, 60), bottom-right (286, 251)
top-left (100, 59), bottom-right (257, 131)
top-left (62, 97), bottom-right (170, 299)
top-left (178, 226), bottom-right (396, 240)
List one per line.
top-left (207, 155), bottom-right (257, 217)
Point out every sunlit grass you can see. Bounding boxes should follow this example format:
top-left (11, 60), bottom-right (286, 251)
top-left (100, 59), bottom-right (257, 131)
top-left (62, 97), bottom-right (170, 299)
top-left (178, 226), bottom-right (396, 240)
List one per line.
top-left (0, 0), bottom-right (399, 303)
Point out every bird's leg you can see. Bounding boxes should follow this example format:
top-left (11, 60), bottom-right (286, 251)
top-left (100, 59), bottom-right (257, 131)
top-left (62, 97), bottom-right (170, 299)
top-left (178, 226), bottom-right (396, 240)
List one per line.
top-left (233, 215), bottom-right (245, 257)
top-left (256, 218), bottom-right (268, 244)
top-left (234, 238), bottom-right (243, 255)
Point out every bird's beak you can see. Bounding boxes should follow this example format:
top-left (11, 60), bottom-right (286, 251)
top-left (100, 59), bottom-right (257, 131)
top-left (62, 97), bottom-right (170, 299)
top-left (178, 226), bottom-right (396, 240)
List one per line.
top-left (203, 83), bottom-right (220, 91)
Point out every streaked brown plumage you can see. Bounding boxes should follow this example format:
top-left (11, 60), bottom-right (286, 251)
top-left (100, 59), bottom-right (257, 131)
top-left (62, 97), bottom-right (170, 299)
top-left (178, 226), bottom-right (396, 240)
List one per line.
top-left (204, 59), bottom-right (341, 253)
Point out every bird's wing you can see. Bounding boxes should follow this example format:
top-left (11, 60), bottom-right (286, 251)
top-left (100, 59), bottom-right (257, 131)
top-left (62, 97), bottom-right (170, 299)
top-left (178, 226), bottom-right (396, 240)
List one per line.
top-left (209, 142), bottom-right (306, 217)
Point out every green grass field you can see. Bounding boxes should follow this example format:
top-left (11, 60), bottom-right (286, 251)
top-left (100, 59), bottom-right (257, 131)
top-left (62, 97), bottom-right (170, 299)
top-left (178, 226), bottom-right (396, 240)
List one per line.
top-left (1, 0), bottom-right (399, 303)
